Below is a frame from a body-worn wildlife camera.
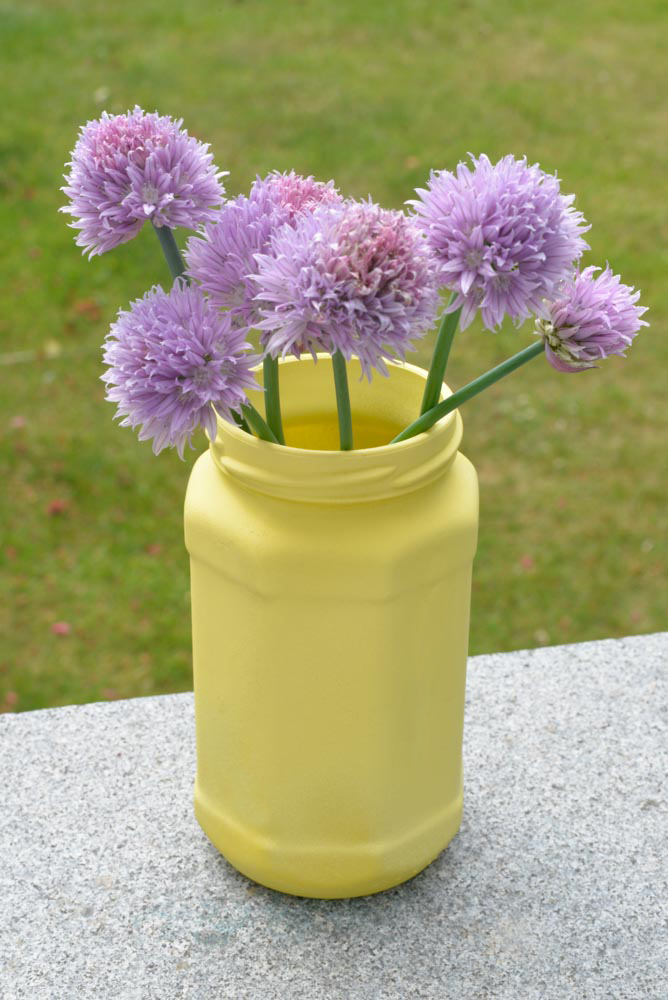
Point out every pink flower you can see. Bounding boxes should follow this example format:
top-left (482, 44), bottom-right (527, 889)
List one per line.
top-left (411, 154), bottom-right (589, 330)
top-left (253, 200), bottom-right (440, 379)
top-left (185, 171), bottom-right (340, 331)
top-left (537, 266), bottom-right (648, 372)
top-left (102, 282), bottom-right (260, 456)
top-left (61, 106), bottom-right (226, 256)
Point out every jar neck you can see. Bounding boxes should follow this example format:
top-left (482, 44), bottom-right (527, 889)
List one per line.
top-left (210, 355), bottom-right (462, 504)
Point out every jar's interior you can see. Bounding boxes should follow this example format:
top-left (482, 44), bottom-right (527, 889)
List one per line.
top-left (282, 412), bottom-right (404, 451)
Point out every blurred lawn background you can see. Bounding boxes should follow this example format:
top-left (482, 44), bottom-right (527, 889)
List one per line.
top-left (1, 0), bottom-right (666, 712)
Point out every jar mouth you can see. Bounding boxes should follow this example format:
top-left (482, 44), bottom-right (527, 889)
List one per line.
top-left (210, 355), bottom-right (462, 503)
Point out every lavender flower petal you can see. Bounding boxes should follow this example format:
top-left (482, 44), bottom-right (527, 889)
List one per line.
top-left (253, 200), bottom-right (440, 379)
top-left (249, 169), bottom-right (341, 217)
top-left (102, 282), bottom-right (260, 456)
top-left (61, 106), bottom-right (226, 257)
top-left (410, 154), bottom-right (590, 331)
top-left (185, 171), bottom-right (340, 331)
top-left (537, 265), bottom-right (648, 372)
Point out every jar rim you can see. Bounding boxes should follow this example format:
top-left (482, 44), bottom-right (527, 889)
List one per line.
top-left (209, 355), bottom-right (462, 503)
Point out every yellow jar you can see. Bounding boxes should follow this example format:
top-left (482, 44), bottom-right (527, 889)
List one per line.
top-left (184, 355), bottom-right (478, 898)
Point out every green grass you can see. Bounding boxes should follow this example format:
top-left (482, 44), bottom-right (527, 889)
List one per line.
top-left (1, 0), bottom-right (666, 711)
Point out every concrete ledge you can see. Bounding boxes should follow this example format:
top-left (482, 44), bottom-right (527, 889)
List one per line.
top-left (1, 633), bottom-right (667, 999)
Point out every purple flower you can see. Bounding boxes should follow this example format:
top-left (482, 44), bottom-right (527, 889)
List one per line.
top-left (536, 265), bottom-right (648, 372)
top-left (411, 154), bottom-right (590, 330)
top-left (102, 282), bottom-right (260, 456)
top-left (249, 169), bottom-right (341, 218)
top-left (253, 200), bottom-right (440, 378)
top-left (185, 171), bottom-right (340, 330)
top-left (62, 106), bottom-right (226, 257)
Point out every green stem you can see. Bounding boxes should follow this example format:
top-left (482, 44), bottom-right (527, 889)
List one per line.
top-left (420, 294), bottom-right (462, 415)
top-left (240, 401), bottom-right (280, 444)
top-left (332, 351), bottom-right (353, 450)
top-left (152, 223), bottom-right (188, 282)
top-left (232, 410), bottom-right (251, 435)
top-left (263, 355), bottom-right (285, 444)
top-left (391, 340), bottom-right (545, 443)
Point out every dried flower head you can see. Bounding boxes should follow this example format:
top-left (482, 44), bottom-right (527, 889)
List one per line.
top-left (253, 200), bottom-right (440, 378)
top-left (62, 106), bottom-right (226, 256)
top-left (185, 171), bottom-right (340, 330)
top-left (536, 265), bottom-right (647, 372)
top-left (102, 282), bottom-right (259, 456)
top-left (411, 154), bottom-right (590, 330)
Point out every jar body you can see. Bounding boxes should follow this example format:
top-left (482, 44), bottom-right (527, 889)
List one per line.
top-left (184, 357), bottom-right (478, 898)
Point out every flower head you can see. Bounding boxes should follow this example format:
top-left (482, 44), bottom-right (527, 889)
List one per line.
top-left (253, 200), bottom-right (440, 378)
top-left (185, 171), bottom-right (340, 330)
top-left (411, 154), bottom-right (590, 330)
top-left (536, 265), bottom-right (647, 372)
top-left (249, 169), bottom-right (341, 218)
top-left (62, 106), bottom-right (226, 256)
top-left (102, 282), bottom-right (259, 456)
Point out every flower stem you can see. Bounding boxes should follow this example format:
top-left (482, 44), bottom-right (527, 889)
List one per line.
top-left (263, 355), bottom-right (285, 444)
top-left (241, 401), bottom-right (280, 444)
top-left (332, 351), bottom-right (353, 450)
top-left (391, 340), bottom-right (545, 443)
top-left (152, 223), bottom-right (188, 282)
top-left (420, 293), bottom-right (462, 415)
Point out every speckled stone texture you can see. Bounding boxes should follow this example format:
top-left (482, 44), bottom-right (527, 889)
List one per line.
top-left (1, 633), bottom-right (666, 1000)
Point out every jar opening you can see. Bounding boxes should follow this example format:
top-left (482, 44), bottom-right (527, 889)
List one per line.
top-left (282, 412), bottom-right (405, 452)
top-left (244, 354), bottom-right (447, 454)
top-left (210, 356), bottom-right (462, 503)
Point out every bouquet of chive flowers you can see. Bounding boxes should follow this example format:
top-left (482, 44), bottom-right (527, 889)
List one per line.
top-left (61, 107), bottom-right (647, 455)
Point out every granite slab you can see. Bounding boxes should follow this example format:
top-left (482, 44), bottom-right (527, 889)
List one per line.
top-left (1, 633), bottom-right (666, 999)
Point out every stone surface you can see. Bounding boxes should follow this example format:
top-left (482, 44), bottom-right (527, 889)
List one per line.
top-left (1, 632), bottom-right (667, 1000)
